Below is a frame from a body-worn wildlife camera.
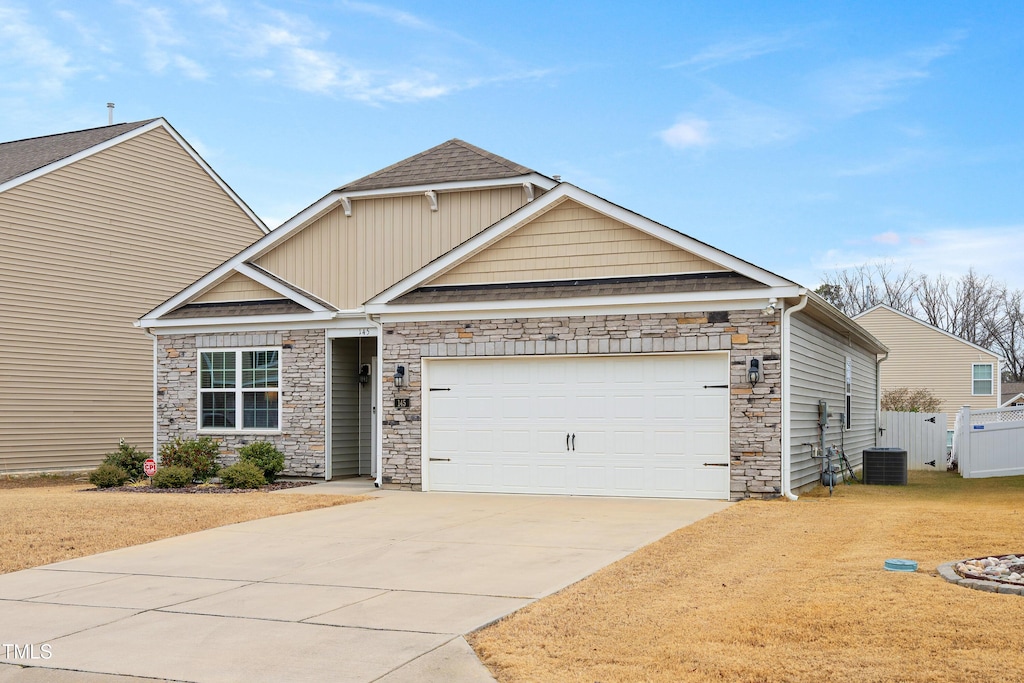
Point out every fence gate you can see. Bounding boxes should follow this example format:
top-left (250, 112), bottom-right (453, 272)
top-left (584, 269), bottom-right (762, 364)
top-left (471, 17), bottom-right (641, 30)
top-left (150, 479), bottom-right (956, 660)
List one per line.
top-left (879, 412), bottom-right (948, 470)
top-left (954, 406), bottom-right (1024, 478)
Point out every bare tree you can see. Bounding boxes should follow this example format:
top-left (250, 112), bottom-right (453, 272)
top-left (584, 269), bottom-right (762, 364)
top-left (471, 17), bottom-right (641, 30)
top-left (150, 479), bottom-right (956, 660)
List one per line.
top-left (986, 288), bottom-right (1024, 382)
top-left (815, 262), bottom-right (916, 317)
top-left (881, 387), bottom-right (943, 412)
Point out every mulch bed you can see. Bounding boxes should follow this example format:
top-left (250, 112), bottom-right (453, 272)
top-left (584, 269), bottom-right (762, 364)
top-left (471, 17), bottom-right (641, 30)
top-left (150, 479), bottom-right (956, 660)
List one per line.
top-left (85, 481), bottom-right (318, 494)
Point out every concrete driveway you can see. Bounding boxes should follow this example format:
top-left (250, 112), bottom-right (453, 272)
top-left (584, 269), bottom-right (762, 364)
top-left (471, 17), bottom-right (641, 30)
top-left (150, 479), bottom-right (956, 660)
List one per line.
top-left (0, 482), bottom-right (728, 682)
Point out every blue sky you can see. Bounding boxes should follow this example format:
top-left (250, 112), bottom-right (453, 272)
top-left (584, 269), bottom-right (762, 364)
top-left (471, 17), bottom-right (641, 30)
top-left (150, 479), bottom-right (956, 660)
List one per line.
top-left (3, 1), bottom-right (1022, 289)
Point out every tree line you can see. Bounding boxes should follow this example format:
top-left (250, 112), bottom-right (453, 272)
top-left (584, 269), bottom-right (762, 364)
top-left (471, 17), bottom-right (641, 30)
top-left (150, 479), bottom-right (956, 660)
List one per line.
top-left (814, 263), bottom-right (1024, 382)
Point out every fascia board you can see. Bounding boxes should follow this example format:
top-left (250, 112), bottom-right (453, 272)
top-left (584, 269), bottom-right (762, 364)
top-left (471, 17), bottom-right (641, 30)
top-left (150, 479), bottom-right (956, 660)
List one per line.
top-left (368, 184), bottom-right (794, 305)
top-left (339, 173), bottom-right (556, 198)
top-left (367, 286), bottom-right (799, 318)
top-left (0, 119), bottom-right (165, 195)
top-left (803, 293), bottom-right (888, 355)
top-left (141, 311), bottom-right (337, 332)
top-left (141, 192), bottom-right (343, 321)
top-left (855, 303), bottom-right (1001, 359)
top-left (233, 263), bottom-right (331, 312)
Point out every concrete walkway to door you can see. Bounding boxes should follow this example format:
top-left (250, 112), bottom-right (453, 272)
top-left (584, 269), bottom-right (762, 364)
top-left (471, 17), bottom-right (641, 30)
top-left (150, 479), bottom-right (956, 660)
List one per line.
top-left (0, 483), bottom-right (728, 683)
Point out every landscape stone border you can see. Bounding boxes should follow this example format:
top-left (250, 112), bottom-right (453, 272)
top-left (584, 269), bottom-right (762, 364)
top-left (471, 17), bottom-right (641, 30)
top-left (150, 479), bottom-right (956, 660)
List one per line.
top-left (937, 560), bottom-right (1024, 595)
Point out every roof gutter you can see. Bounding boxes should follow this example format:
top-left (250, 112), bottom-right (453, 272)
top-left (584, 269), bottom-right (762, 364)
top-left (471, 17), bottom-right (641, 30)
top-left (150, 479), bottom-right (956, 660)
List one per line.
top-left (781, 291), bottom-right (809, 501)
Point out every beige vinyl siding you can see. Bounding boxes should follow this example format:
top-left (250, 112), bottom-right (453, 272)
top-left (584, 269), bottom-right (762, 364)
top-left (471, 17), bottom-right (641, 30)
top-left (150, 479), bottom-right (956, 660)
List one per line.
top-left (856, 307), bottom-right (1000, 428)
top-left (193, 272), bottom-right (282, 303)
top-left (431, 199), bottom-right (727, 286)
top-left (256, 187), bottom-right (527, 309)
top-left (789, 313), bottom-right (878, 491)
top-left (0, 127), bottom-right (265, 473)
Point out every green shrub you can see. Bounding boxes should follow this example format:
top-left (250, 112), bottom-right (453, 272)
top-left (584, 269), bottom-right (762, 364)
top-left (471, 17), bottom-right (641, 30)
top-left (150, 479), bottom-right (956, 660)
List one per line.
top-left (159, 436), bottom-right (221, 481)
top-left (89, 464), bottom-right (129, 488)
top-left (102, 440), bottom-right (150, 480)
top-left (237, 441), bottom-right (285, 483)
top-left (151, 465), bottom-right (194, 489)
top-left (218, 461), bottom-right (267, 489)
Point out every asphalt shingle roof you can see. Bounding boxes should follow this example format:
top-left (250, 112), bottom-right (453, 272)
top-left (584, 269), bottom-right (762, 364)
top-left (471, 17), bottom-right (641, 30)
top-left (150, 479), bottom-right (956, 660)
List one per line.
top-left (393, 273), bottom-right (763, 305)
top-left (0, 120), bottom-right (156, 186)
top-left (338, 139), bottom-right (537, 192)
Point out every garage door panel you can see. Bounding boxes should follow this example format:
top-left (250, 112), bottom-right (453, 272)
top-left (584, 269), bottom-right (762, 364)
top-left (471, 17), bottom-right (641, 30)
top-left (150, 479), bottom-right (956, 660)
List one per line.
top-left (426, 354), bottom-right (730, 499)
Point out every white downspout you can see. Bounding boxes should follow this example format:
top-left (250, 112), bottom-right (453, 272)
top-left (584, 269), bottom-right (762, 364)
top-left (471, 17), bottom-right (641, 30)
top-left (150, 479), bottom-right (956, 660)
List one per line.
top-left (366, 315), bottom-right (384, 488)
top-left (144, 329), bottom-right (159, 456)
top-left (875, 350), bottom-right (889, 445)
top-left (781, 292), bottom-right (809, 501)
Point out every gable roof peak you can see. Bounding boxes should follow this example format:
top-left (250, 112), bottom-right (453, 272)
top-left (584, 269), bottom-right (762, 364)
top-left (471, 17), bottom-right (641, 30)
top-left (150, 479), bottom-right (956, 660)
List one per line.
top-left (0, 119), bottom-right (158, 186)
top-left (337, 138), bottom-right (540, 193)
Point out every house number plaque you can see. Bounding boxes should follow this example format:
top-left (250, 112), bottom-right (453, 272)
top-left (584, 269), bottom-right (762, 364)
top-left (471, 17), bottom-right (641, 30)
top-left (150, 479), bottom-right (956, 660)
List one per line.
top-left (394, 398), bottom-right (410, 409)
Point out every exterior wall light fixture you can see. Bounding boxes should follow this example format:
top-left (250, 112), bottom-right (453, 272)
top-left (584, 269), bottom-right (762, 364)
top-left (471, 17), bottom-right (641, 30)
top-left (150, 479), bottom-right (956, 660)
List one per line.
top-left (394, 365), bottom-right (406, 389)
top-left (358, 364), bottom-right (371, 385)
top-left (748, 358), bottom-right (761, 387)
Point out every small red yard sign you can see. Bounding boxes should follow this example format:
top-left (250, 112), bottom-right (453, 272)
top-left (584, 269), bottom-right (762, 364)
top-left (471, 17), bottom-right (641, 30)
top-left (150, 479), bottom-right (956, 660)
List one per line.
top-left (143, 459), bottom-right (157, 477)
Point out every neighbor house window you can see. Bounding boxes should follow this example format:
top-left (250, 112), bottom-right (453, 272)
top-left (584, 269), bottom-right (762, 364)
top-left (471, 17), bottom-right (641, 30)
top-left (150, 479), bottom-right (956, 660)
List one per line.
top-left (199, 349), bottom-right (281, 430)
top-left (972, 363), bottom-right (993, 396)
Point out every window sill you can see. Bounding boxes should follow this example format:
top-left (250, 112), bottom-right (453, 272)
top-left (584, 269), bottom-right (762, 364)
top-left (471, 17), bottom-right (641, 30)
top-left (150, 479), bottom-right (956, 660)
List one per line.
top-left (198, 430), bottom-right (284, 436)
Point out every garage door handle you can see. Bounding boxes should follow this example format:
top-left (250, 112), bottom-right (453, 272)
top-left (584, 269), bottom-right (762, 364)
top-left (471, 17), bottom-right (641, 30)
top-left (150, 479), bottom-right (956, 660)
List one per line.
top-left (571, 433), bottom-right (576, 451)
top-left (566, 434), bottom-right (570, 451)
top-left (703, 462), bottom-right (729, 467)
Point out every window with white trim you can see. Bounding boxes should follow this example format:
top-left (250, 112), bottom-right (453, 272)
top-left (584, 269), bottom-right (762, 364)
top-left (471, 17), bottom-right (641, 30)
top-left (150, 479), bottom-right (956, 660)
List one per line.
top-left (199, 348), bottom-right (281, 430)
top-left (972, 363), bottom-right (993, 396)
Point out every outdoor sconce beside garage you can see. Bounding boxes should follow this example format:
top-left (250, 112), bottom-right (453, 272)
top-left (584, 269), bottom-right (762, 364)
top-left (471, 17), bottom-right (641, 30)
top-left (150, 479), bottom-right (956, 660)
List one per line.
top-left (748, 358), bottom-right (761, 387)
top-left (394, 365), bottom-right (406, 389)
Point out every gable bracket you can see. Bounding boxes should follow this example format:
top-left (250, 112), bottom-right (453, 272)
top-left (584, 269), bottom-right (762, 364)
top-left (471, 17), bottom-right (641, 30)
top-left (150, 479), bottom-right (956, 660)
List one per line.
top-left (340, 196), bottom-right (352, 217)
top-left (424, 190), bottom-right (438, 212)
top-left (523, 182), bottom-right (535, 202)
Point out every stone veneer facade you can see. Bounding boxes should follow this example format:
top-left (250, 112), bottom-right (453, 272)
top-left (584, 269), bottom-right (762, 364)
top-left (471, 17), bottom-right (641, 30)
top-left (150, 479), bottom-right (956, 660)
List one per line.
top-left (380, 310), bottom-right (783, 500)
top-left (156, 328), bottom-right (327, 477)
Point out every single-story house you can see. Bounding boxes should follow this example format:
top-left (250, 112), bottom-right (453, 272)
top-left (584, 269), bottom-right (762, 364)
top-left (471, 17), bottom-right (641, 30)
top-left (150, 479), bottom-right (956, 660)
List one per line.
top-left (854, 304), bottom-right (1002, 429)
top-left (0, 119), bottom-right (268, 473)
top-left (138, 139), bottom-right (886, 500)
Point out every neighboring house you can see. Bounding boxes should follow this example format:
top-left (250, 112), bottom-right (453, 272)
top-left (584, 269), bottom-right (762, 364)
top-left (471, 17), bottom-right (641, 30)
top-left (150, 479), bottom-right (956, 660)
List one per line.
top-left (1002, 382), bottom-right (1024, 407)
top-left (854, 304), bottom-right (1002, 428)
top-left (139, 139), bottom-right (886, 501)
top-left (0, 119), bottom-right (268, 474)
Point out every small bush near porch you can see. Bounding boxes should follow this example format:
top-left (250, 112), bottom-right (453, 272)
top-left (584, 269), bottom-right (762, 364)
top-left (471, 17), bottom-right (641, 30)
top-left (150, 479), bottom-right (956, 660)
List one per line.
top-left (471, 471), bottom-right (1024, 683)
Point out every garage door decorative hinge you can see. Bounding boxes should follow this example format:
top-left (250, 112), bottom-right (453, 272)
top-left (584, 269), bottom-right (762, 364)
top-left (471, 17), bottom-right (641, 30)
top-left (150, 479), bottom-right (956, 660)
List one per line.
top-left (429, 387), bottom-right (451, 392)
top-left (429, 457), bottom-right (451, 462)
top-left (703, 384), bottom-right (728, 389)
top-left (703, 462), bottom-right (729, 467)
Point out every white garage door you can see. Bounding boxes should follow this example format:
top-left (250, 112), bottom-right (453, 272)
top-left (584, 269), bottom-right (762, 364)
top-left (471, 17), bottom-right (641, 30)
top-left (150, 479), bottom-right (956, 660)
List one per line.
top-left (425, 353), bottom-right (730, 499)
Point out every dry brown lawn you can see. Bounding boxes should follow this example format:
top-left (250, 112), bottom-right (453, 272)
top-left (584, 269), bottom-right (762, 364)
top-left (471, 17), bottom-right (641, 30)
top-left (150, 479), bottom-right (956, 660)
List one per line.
top-left (0, 475), bottom-right (365, 575)
top-left (471, 471), bottom-right (1024, 683)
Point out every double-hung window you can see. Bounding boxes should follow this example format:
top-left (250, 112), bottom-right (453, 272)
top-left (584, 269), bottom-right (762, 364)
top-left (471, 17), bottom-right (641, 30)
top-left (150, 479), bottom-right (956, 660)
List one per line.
top-left (199, 348), bottom-right (281, 431)
top-left (972, 363), bottom-right (993, 396)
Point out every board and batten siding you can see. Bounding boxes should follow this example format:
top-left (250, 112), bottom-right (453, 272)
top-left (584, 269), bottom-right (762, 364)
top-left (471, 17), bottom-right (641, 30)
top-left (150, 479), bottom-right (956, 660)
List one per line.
top-left (789, 313), bottom-right (879, 490)
top-left (0, 127), bottom-right (265, 473)
top-left (855, 306), bottom-right (1000, 428)
top-left (193, 272), bottom-right (282, 303)
top-left (330, 339), bottom-right (360, 478)
top-left (431, 199), bottom-right (727, 286)
top-left (255, 187), bottom-right (527, 310)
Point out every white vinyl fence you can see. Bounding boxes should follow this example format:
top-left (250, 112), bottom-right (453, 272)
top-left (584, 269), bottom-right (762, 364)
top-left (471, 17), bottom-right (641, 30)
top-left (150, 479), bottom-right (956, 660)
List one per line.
top-left (879, 412), bottom-right (948, 470)
top-left (953, 405), bottom-right (1024, 478)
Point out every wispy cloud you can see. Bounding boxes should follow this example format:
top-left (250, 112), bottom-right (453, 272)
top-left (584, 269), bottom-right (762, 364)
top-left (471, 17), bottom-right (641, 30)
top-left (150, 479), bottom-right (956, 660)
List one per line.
top-left (0, 4), bottom-right (78, 94)
top-left (814, 224), bottom-right (1024, 290)
top-left (834, 147), bottom-right (937, 177)
top-left (668, 30), bottom-right (798, 71)
top-left (660, 118), bottom-right (712, 150)
top-left (340, 0), bottom-right (435, 31)
top-left (55, 9), bottom-right (113, 54)
top-left (660, 92), bottom-right (800, 151)
top-left (816, 34), bottom-right (964, 117)
top-left (122, 2), bottom-right (208, 80)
